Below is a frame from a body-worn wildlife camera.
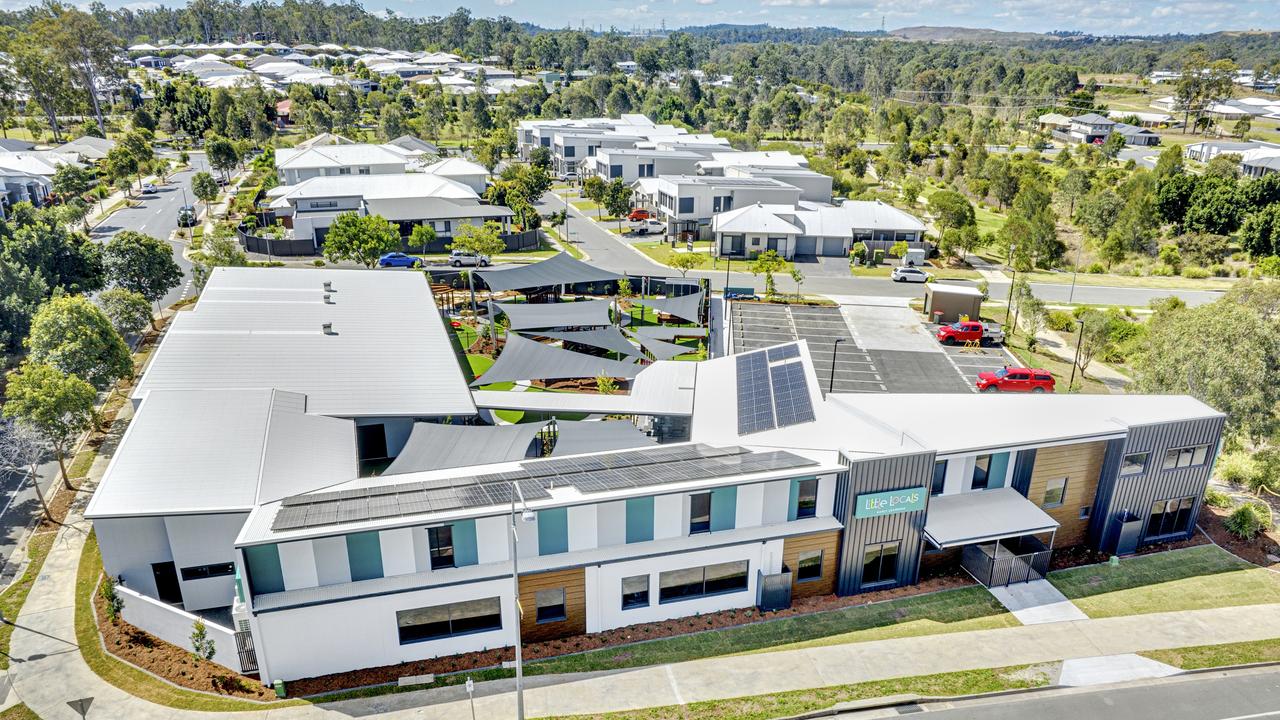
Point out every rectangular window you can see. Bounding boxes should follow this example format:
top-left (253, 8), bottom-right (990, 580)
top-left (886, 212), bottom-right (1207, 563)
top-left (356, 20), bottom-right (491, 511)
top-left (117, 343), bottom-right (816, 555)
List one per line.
top-left (689, 493), bottom-right (711, 534)
top-left (180, 562), bottom-right (235, 581)
top-left (1145, 496), bottom-right (1197, 539)
top-left (358, 167), bottom-right (370, 175)
top-left (658, 560), bottom-right (749, 603)
top-left (931, 460), bottom-right (947, 496)
top-left (1162, 445), bottom-right (1210, 470)
top-left (796, 550), bottom-right (823, 582)
top-left (1121, 452), bottom-right (1149, 475)
top-left (610, 164), bottom-right (623, 179)
top-left (534, 588), bottom-right (566, 623)
top-left (428, 525), bottom-right (454, 570)
top-left (678, 196), bottom-right (694, 214)
top-left (1080, 505), bottom-right (1091, 519)
top-left (971, 455), bottom-right (991, 491)
top-left (397, 597), bottom-right (502, 644)
top-left (795, 478), bottom-right (818, 519)
top-left (338, 167), bottom-right (351, 175)
top-left (564, 145), bottom-right (576, 157)
top-left (587, 145), bottom-right (596, 156)
top-left (310, 200), bottom-right (338, 209)
top-left (1043, 477), bottom-right (1068, 508)
top-left (621, 574), bottom-right (649, 610)
top-left (640, 163), bottom-right (655, 177)
top-left (861, 542), bottom-right (899, 587)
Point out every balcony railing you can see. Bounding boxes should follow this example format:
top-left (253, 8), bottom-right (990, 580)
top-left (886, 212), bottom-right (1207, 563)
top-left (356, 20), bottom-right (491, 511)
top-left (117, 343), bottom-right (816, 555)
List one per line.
top-left (960, 535), bottom-right (1052, 587)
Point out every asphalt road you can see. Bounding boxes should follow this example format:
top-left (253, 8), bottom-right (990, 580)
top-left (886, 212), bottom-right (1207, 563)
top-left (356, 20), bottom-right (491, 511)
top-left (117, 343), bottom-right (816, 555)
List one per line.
top-left (535, 190), bottom-right (1223, 309)
top-left (848, 668), bottom-right (1280, 719)
top-left (0, 154), bottom-right (209, 578)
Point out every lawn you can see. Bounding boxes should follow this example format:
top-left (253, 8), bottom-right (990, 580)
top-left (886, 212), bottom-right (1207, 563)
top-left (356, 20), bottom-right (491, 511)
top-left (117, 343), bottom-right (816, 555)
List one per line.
top-left (1143, 637), bottom-right (1280, 670)
top-left (1014, 269), bottom-right (1236, 292)
top-left (633, 240), bottom-right (716, 268)
top-left (543, 226), bottom-right (586, 259)
top-left (539, 665), bottom-right (1049, 720)
top-left (849, 265), bottom-right (982, 280)
top-left (0, 705), bottom-right (40, 720)
top-left (974, 205), bottom-right (1006, 236)
top-left (572, 199), bottom-right (601, 212)
top-left (982, 308), bottom-right (1111, 394)
top-left (527, 586), bottom-right (1014, 676)
top-left (1048, 545), bottom-right (1280, 619)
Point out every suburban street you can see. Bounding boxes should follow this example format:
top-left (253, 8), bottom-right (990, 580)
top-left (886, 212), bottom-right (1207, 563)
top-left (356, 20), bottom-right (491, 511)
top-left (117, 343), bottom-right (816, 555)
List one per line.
top-left (0, 154), bottom-right (207, 578)
top-left (850, 668), bottom-right (1280, 719)
top-left (536, 189), bottom-right (1225, 308)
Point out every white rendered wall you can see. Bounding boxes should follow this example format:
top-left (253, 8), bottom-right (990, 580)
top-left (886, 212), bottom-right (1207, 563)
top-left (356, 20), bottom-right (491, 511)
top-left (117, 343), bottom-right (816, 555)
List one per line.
top-left (817, 477), bottom-right (837, 519)
top-left (254, 576), bottom-right (516, 683)
top-left (475, 516), bottom-right (509, 565)
top-left (379, 528), bottom-right (417, 577)
top-left (761, 481), bottom-right (790, 525)
top-left (164, 513), bottom-right (246, 611)
top-left (96, 515), bottom-right (172, 600)
top-left (735, 483), bottom-right (765, 529)
top-left (118, 585), bottom-right (242, 673)
top-left (278, 540), bottom-right (319, 591)
top-left (567, 505), bottom-right (598, 552)
top-left (596, 501), bottom-right (627, 547)
top-left (653, 494), bottom-right (684, 539)
top-left (584, 539), bottom-right (782, 633)
top-left (312, 535), bottom-right (351, 586)
top-left (943, 456), bottom-right (973, 495)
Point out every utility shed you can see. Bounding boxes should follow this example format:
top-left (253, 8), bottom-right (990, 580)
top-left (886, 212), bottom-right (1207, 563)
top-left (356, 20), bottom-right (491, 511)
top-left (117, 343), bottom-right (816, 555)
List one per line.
top-left (923, 283), bottom-right (983, 324)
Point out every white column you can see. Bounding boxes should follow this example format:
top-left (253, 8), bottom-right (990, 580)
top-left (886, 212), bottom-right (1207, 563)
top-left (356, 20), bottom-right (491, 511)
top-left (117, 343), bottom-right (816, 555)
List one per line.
top-left (654, 494), bottom-right (685, 539)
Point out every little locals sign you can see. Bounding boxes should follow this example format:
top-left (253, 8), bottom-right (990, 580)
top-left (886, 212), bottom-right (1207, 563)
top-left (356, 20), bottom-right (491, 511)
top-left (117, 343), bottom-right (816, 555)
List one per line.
top-left (855, 487), bottom-right (927, 519)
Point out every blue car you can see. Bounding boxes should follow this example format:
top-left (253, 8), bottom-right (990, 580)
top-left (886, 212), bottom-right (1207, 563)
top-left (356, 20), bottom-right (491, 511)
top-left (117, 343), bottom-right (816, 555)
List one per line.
top-left (378, 252), bottom-right (423, 268)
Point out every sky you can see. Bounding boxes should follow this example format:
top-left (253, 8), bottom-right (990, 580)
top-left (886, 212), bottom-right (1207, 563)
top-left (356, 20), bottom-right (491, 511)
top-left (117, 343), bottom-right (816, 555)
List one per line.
top-left (87, 0), bottom-right (1279, 36)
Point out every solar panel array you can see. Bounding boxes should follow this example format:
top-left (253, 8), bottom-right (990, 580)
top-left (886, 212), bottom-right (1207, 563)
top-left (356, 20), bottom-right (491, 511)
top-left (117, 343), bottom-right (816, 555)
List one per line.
top-left (736, 343), bottom-right (817, 435)
top-left (271, 443), bottom-right (818, 532)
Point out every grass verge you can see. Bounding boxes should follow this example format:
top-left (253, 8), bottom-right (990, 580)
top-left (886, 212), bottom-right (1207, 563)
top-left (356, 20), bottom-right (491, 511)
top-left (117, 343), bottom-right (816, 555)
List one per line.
top-left (0, 705), bottom-right (40, 720)
top-left (539, 665), bottom-right (1049, 720)
top-left (849, 265), bottom-right (982, 280)
top-left (1013, 270), bottom-right (1235, 292)
top-left (0, 533), bottom-right (56, 670)
top-left (982, 308), bottom-right (1110, 394)
top-left (1143, 638), bottom-right (1280, 669)
top-left (1048, 545), bottom-right (1280, 618)
top-left (76, 531), bottom-right (305, 712)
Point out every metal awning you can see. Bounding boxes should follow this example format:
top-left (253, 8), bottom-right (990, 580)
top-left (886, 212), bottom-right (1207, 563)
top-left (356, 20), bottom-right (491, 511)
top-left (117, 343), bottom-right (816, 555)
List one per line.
top-left (495, 299), bottom-right (613, 331)
top-left (535, 327), bottom-right (643, 357)
top-left (628, 290), bottom-right (704, 324)
top-left (384, 422), bottom-right (543, 475)
top-left (470, 333), bottom-right (642, 387)
top-left (550, 420), bottom-right (657, 456)
top-left (477, 252), bottom-right (622, 291)
top-left (924, 488), bottom-right (1060, 548)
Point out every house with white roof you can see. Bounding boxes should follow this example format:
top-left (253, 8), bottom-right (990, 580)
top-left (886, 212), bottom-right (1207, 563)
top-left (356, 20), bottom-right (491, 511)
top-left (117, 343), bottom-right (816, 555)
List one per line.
top-left (578, 147), bottom-right (704, 184)
top-left (421, 157), bottom-right (490, 195)
top-left (86, 265), bottom-right (1225, 683)
top-left (650, 175), bottom-right (803, 239)
top-left (274, 143), bottom-right (408, 184)
top-left (711, 201), bottom-right (926, 259)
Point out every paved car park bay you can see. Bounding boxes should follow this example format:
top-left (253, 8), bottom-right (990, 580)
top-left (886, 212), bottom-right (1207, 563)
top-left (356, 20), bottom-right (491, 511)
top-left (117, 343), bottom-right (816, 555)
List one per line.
top-left (731, 303), bottom-right (885, 393)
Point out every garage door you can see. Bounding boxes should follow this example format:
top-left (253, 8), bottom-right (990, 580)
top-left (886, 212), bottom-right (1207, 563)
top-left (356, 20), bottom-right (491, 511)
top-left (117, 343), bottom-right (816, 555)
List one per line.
top-left (820, 237), bottom-right (846, 256)
top-left (795, 236), bottom-right (817, 255)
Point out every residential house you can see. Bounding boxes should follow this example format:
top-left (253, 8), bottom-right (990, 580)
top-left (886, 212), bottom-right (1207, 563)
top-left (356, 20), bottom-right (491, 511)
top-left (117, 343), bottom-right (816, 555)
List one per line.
top-left (421, 157), bottom-right (490, 195)
top-left (711, 201), bottom-right (925, 259)
top-left (651, 176), bottom-right (803, 239)
top-left (578, 148), bottom-right (704, 184)
top-left (274, 144), bottom-right (408, 185)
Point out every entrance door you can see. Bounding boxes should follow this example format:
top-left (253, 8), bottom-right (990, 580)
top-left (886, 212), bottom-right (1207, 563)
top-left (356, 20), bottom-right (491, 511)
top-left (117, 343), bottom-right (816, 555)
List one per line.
top-left (152, 561), bottom-right (183, 605)
top-left (356, 423), bottom-right (389, 460)
top-left (728, 235), bottom-right (745, 256)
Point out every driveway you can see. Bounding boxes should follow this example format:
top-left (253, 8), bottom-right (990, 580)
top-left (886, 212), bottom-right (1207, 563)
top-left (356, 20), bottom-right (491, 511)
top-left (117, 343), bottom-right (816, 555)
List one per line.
top-left (792, 255), bottom-right (850, 278)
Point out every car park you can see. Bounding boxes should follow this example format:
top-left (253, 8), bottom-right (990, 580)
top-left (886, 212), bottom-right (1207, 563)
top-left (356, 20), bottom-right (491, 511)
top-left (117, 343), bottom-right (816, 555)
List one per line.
top-left (141, 182), bottom-right (158, 194)
top-left (976, 367), bottom-right (1055, 393)
top-left (449, 249), bottom-right (490, 267)
top-left (935, 320), bottom-right (1004, 346)
top-left (890, 266), bottom-right (931, 283)
top-left (176, 205), bottom-right (197, 227)
top-left (378, 252), bottom-right (423, 268)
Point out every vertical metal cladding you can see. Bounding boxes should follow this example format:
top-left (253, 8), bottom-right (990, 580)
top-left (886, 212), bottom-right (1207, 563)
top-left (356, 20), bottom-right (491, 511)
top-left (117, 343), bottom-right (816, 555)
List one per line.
top-left (1087, 438), bottom-right (1127, 547)
top-left (834, 450), bottom-right (935, 596)
top-left (1093, 416), bottom-right (1226, 553)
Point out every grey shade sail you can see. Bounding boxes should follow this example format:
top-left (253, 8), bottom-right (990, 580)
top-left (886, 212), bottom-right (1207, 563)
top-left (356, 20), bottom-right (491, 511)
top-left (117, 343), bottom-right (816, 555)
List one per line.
top-left (551, 420), bottom-right (657, 456)
top-left (535, 327), bottom-right (643, 357)
top-left (495, 299), bottom-right (613, 331)
top-left (924, 488), bottom-right (1060, 548)
top-left (470, 333), bottom-right (642, 387)
top-left (477, 252), bottom-right (622, 292)
top-left (629, 290), bottom-right (704, 324)
top-left (634, 326), bottom-right (708, 340)
top-left (632, 333), bottom-right (693, 361)
top-left (383, 422), bottom-right (544, 475)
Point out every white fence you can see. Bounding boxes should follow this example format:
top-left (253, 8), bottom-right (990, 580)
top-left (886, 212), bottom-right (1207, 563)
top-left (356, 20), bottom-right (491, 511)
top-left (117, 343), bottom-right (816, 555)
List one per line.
top-left (116, 585), bottom-right (243, 673)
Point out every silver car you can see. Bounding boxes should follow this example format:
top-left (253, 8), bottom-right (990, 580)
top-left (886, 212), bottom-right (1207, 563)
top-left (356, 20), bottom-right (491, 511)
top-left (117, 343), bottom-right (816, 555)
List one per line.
top-left (891, 266), bottom-right (932, 283)
top-left (449, 249), bottom-right (491, 267)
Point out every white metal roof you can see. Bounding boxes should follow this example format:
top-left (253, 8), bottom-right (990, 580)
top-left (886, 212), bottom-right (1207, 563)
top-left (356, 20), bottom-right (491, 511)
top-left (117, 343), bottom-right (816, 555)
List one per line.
top-left (275, 172), bottom-right (478, 203)
top-left (712, 203), bottom-right (804, 235)
top-left (275, 144), bottom-right (407, 170)
top-left (422, 157), bottom-right (489, 178)
top-left (131, 268), bottom-right (477, 418)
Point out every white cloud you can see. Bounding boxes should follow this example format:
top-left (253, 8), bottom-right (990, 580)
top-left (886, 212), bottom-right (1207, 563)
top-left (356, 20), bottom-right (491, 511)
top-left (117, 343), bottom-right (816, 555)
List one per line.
top-left (695, 0), bottom-right (716, 4)
top-left (494, 0), bottom-right (514, 5)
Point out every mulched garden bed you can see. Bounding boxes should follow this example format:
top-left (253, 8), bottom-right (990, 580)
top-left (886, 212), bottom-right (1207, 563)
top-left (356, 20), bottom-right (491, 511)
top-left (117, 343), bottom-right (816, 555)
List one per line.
top-left (93, 587), bottom-right (276, 701)
top-left (1048, 532), bottom-right (1208, 572)
top-left (1200, 506), bottom-right (1280, 569)
top-left (286, 569), bottom-right (978, 697)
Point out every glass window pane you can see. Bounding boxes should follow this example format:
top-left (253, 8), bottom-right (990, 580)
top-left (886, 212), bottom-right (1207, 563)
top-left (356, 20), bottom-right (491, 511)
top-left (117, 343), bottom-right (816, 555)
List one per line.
top-left (659, 567), bottom-right (705, 602)
top-left (1163, 449), bottom-right (1180, 470)
top-left (862, 544), bottom-right (883, 584)
top-left (622, 574), bottom-right (650, 610)
top-left (1121, 453), bottom-right (1147, 475)
top-left (879, 543), bottom-right (899, 581)
top-left (797, 550), bottom-right (823, 581)
top-left (796, 479), bottom-right (818, 519)
top-left (931, 461), bottom-right (947, 495)
top-left (1043, 478), bottom-right (1067, 507)
top-left (450, 597), bottom-right (503, 635)
top-left (1192, 445), bottom-right (1208, 466)
top-left (535, 588), bottom-right (566, 623)
top-left (397, 604), bottom-right (451, 643)
top-left (689, 493), bottom-right (711, 534)
top-left (703, 560), bottom-right (749, 595)
top-left (428, 526), bottom-right (454, 570)
top-left (971, 455), bottom-right (991, 490)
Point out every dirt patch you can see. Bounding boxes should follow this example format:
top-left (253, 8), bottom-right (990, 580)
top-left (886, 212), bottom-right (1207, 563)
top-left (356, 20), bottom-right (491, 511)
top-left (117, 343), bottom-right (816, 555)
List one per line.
top-left (286, 569), bottom-right (978, 697)
top-left (93, 586), bottom-right (276, 701)
top-left (1048, 533), bottom-right (1208, 572)
top-left (1200, 506), bottom-right (1280, 569)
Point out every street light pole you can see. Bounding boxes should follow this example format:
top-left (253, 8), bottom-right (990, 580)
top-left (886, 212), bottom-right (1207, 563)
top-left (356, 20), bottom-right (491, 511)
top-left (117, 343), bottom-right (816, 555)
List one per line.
top-left (1068, 318), bottom-right (1085, 392)
top-left (828, 338), bottom-right (844, 394)
top-left (724, 255), bottom-right (731, 293)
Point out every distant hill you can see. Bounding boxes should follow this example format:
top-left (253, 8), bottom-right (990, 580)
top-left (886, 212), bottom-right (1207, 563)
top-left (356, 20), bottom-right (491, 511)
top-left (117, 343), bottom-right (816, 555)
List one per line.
top-left (889, 26), bottom-right (1050, 42)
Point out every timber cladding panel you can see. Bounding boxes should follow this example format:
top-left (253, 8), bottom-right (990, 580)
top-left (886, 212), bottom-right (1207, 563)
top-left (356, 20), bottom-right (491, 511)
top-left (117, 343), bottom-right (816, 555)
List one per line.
top-left (518, 567), bottom-right (586, 642)
top-left (1026, 441), bottom-right (1107, 547)
top-left (782, 530), bottom-right (841, 598)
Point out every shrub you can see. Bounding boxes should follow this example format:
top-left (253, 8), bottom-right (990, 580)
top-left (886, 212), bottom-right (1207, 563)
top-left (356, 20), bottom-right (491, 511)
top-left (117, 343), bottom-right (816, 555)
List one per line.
top-left (1223, 502), bottom-right (1273, 541)
top-left (311, 259), bottom-right (325, 267)
top-left (1203, 488), bottom-right (1231, 508)
top-left (1257, 256), bottom-right (1280, 278)
top-left (1216, 452), bottom-right (1262, 490)
top-left (1209, 264), bottom-right (1231, 277)
top-left (100, 575), bottom-right (124, 621)
top-left (1150, 264), bottom-right (1175, 277)
top-left (1086, 262), bottom-right (1106, 274)
top-left (1181, 266), bottom-right (1210, 279)
top-left (871, 249), bottom-right (885, 266)
top-left (1046, 310), bottom-right (1075, 332)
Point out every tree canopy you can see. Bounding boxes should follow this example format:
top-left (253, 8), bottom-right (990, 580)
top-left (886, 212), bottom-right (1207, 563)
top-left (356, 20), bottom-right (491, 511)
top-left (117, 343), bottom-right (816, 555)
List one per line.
top-left (25, 294), bottom-right (133, 390)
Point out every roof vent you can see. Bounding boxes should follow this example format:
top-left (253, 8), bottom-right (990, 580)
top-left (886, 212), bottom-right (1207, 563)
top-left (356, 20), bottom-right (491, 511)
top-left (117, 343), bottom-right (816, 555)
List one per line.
top-left (322, 322), bottom-right (336, 335)
top-left (323, 281), bottom-right (334, 292)
top-left (323, 293), bottom-right (334, 304)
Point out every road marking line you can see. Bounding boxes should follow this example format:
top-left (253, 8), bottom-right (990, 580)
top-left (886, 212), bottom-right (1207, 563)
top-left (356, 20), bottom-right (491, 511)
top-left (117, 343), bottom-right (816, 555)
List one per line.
top-left (0, 472), bottom-right (30, 523)
top-left (155, 208), bottom-right (163, 215)
top-left (664, 664), bottom-right (685, 705)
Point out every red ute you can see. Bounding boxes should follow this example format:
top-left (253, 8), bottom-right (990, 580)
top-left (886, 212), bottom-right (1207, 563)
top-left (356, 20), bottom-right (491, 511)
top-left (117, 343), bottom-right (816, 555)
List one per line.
top-left (977, 367), bottom-right (1056, 393)
top-left (627, 209), bottom-right (652, 221)
top-left (935, 321), bottom-right (1003, 346)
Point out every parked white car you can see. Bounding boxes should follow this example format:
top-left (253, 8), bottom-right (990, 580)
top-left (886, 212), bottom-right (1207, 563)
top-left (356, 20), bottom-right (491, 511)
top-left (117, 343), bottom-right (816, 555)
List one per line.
top-left (891, 266), bottom-right (932, 283)
top-left (632, 219), bottom-right (665, 236)
top-left (449, 249), bottom-right (491, 267)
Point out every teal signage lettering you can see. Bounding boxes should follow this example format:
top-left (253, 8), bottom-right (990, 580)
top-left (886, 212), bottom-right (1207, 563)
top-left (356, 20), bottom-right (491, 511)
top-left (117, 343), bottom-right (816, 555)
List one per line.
top-left (854, 487), bottom-right (927, 519)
